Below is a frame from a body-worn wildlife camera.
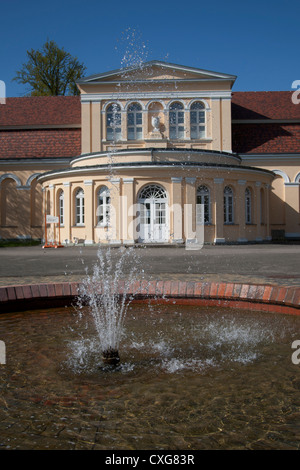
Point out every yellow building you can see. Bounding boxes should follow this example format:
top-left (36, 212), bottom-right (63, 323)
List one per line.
top-left (0, 61), bottom-right (299, 245)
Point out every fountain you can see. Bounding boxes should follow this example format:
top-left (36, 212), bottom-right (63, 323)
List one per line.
top-left (76, 244), bottom-right (141, 366)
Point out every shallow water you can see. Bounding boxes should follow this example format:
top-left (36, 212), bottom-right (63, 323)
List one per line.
top-left (0, 303), bottom-right (299, 450)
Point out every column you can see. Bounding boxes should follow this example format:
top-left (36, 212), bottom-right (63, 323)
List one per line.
top-left (265, 184), bottom-right (271, 240)
top-left (171, 177), bottom-right (183, 243)
top-left (255, 182), bottom-right (262, 241)
top-left (122, 178), bottom-right (135, 244)
top-left (84, 179), bottom-right (94, 245)
top-left (48, 184), bottom-right (55, 241)
top-left (213, 178), bottom-right (225, 243)
top-left (237, 179), bottom-right (247, 243)
top-left (184, 177), bottom-right (196, 243)
top-left (62, 182), bottom-right (71, 243)
top-left (109, 178), bottom-right (121, 244)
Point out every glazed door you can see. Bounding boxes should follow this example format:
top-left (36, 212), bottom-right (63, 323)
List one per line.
top-left (139, 200), bottom-right (167, 242)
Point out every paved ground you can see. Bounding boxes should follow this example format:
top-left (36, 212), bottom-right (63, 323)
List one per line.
top-left (0, 243), bottom-right (300, 287)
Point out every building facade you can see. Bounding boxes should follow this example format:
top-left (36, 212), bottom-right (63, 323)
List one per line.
top-left (0, 61), bottom-right (299, 245)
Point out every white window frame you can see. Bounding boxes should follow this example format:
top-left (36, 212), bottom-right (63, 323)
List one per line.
top-left (190, 101), bottom-right (206, 139)
top-left (224, 186), bottom-right (234, 224)
top-left (106, 103), bottom-right (122, 141)
top-left (197, 185), bottom-right (211, 224)
top-left (97, 186), bottom-right (111, 226)
top-left (58, 190), bottom-right (64, 226)
top-left (75, 188), bottom-right (85, 226)
top-left (127, 103), bottom-right (143, 141)
top-left (169, 102), bottom-right (185, 140)
top-left (245, 187), bottom-right (252, 224)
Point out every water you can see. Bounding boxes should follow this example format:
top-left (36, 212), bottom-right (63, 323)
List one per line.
top-left (0, 303), bottom-right (299, 450)
top-left (77, 245), bottom-right (142, 363)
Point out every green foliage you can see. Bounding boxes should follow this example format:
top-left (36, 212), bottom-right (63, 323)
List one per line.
top-left (13, 40), bottom-right (86, 96)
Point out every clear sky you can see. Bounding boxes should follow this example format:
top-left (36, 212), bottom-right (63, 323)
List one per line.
top-left (0, 0), bottom-right (299, 97)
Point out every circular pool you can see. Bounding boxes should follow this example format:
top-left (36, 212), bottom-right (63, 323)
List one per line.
top-left (0, 302), bottom-right (299, 450)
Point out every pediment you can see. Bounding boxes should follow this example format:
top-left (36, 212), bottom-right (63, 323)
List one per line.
top-left (77, 61), bottom-right (236, 85)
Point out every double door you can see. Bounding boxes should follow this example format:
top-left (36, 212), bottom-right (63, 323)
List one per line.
top-left (139, 200), bottom-right (167, 242)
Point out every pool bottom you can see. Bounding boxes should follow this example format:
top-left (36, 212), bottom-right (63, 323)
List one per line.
top-left (0, 303), bottom-right (299, 450)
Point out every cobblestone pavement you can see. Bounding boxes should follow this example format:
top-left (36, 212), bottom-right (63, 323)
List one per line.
top-left (0, 244), bottom-right (300, 287)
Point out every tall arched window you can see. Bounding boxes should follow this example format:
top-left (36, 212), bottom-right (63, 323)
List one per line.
top-left (245, 187), bottom-right (252, 224)
top-left (224, 186), bottom-right (234, 224)
top-left (127, 103), bottom-right (142, 140)
top-left (58, 190), bottom-right (64, 225)
top-left (106, 103), bottom-right (122, 141)
top-left (97, 186), bottom-right (111, 226)
top-left (190, 101), bottom-right (205, 139)
top-left (169, 102), bottom-right (184, 139)
top-left (260, 188), bottom-right (265, 224)
top-left (197, 185), bottom-right (211, 224)
top-left (75, 188), bottom-right (84, 226)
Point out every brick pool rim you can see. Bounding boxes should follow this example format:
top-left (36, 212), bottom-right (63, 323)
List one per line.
top-left (0, 280), bottom-right (299, 315)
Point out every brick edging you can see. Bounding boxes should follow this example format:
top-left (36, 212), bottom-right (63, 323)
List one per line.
top-left (0, 280), bottom-right (299, 315)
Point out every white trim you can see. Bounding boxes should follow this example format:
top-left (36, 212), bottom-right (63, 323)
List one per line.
top-left (81, 91), bottom-right (232, 102)
top-left (38, 163), bottom-right (273, 183)
top-left (102, 100), bottom-right (124, 111)
top-left (77, 61), bottom-right (237, 83)
top-left (124, 100), bottom-right (146, 111)
top-left (272, 169), bottom-right (290, 183)
top-left (294, 172), bottom-right (300, 183)
top-left (0, 173), bottom-right (22, 187)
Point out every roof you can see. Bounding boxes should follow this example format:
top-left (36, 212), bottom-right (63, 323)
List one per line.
top-left (0, 96), bottom-right (80, 126)
top-left (231, 91), bottom-right (300, 121)
top-left (77, 60), bottom-right (237, 84)
top-left (0, 91), bottom-right (299, 159)
top-left (0, 128), bottom-right (81, 159)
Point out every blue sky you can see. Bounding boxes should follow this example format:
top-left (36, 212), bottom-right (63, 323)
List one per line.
top-left (0, 0), bottom-right (299, 96)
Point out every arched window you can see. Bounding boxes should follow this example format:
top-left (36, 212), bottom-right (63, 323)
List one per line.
top-left (75, 188), bottom-right (84, 226)
top-left (245, 187), bottom-right (252, 224)
top-left (190, 102), bottom-right (205, 139)
top-left (106, 103), bottom-right (122, 141)
top-left (260, 188), bottom-right (265, 224)
top-left (224, 186), bottom-right (234, 224)
top-left (58, 190), bottom-right (64, 225)
top-left (139, 184), bottom-right (167, 200)
top-left (197, 185), bottom-right (211, 224)
top-left (97, 186), bottom-right (111, 226)
top-left (127, 103), bottom-right (142, 140)
top-left (169, 102), bottom-right (184, 139)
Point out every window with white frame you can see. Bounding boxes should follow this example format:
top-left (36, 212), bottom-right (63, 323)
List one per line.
top-left (127, 103), bottom-right (143, 140)
top-left (58, 190), bottom-right (64, 225)
top-left (106, 103), bottom-right (122, 141)
top-left (97, 186), bottom-right (111, 226)
top-left (245, 187), bottom-right (252, 224)
top-left (190, 101), bottom-right (205, 139)
top-left (224, 186), bottom-right (234, 224)
top-left (197, 185), bottom-right (211, 224)
top-left (169, 102), bottom-right (184, 139)
top-left (75, 188), bottom-right (85, 226)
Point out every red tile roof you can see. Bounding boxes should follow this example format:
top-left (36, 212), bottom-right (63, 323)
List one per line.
top-left (0, 92), bottom-right (299, 158)
top-left (232, 123), bottom-right (300, 154)
top-left (0, 129), bottom-right (81, 159)
top-left (0, 96), bottom-right (80, 126)
top-left (231, 91), bottom-right (300, 120)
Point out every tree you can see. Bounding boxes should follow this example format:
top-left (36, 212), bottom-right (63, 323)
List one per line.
top-left (13, 40), bottom-right (86, 96)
